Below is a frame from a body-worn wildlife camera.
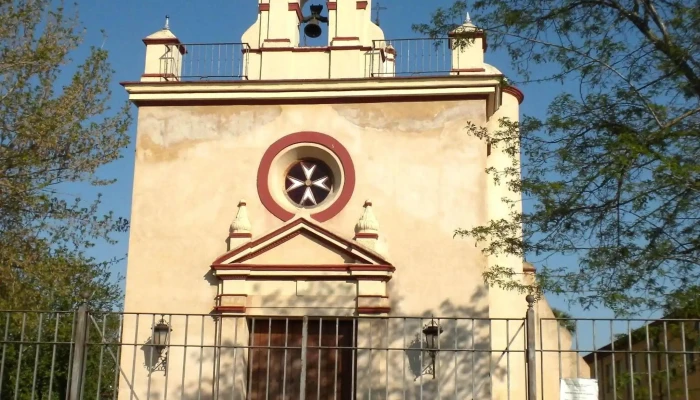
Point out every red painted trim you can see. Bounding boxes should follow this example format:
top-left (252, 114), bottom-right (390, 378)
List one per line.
top-left (212, 218), bottom-right (391, 266)
top-left (257, 132), bottom-right (356, 223)
top-left (214, 306), bottom-right (246, 313)
top-left (259, 3), bottom-right (270, 11)
top-left (247, 46), bottom-right (372, 53)
top-left (229, 232), bottom-right (252, 239)
top-left (216, 294), bottom-right (248, 298)
top-left (451, 68), bottom-right (486, 73)
top-left (131, 94), bottom-right (491, 108)
top-left (357, 306), bottom-right (391, 314)
top-left (142, 38), bottom-right (187, 55)
top-left (354, 233), bottom-right (379, 239)
top-left (218, 275), bottom-right (392, 281)
top-left (122, 74), bottom-right (503, 86)
top-left (356, 1), bottom-right (368, 9)
top-left (288, 3), bottom-right (303, 21)
top-left (212, 264), bottom-right (395, 272)
top-left (332, 37), bottom-right (360, 41)
top-left (264, 38), bottom-right (292, 43)
top-left (502, 86), bottom-right (525, 104)
top-left (357, 295), bottom-right (389, 298)
top-left (327, 1), bottom-right (337, 10)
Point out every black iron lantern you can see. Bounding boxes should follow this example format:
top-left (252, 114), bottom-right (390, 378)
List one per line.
top-left (422, 317), bottom-right (442, 351)
top-left (152, 317), bottom-right (171, 349)
top-left (422, 317), bottom-right (443, 379)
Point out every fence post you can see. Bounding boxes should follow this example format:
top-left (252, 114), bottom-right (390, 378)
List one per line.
top-left (526, 295), bottom-right (537, 400)
top-left (299, 316), bottom-right (308, 400)
top-left (68, 298), bottom-right (89, 400)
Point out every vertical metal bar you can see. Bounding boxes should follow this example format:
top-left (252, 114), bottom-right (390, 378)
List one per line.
top-left (627, 321), bottom-right (634, 400)
top-left (525, 296), bottom-right (537, 400)
top-left (317, 318), bottom-right (322, 400)
top-left (574, 320), bottom-right (580, 378)
top-left (282, 318), bottom-right (288, 400)
top-left (265, 318), bottom-right (271, 400)
top-left (402, 318), bottom-right (406, 399)
top-left (350, 318), bottom-right (356, 398)
top-left (48, 313), bottom-right (61, 400)
top-left (146, 314), bottom-right (156, 400)
top-left (197, 315), bottom-right (205, 400)
top-left (334, 318), bottom-right (339, 400)
top-left (215, 315), bottom-right (222, 400)
top-left (299, 316), bottom-right (308, 400)
top-left (95, 315), bottom-right (107, 400)
top-left (470, 319), bottom-right (474, 400)
top-left (69, 304), bottom-right (88, 400)
top-left (539, 318), bottom-right (544, 400)
top-left (611, 320), bottom-right (617, 400)
top-left (663, 322), bottom-right (670, 400)
top-left (231, 317), bottom-right (239, 400)
top-left (420, 317), bottom-right (424, 400)
top-left (112, 314), bottom-right (123, 400)
top-left (506, 320), bottom-right (511, 400)
top-left (30, 313), bottom-right (44, 400)
top-left (681, 322), bottom-right (690, 400)
top-left (13, 313), bottom-right (27, 400)
top-left (163, 314), bottom-right (172, 400)
top-left (368, 319), bottom-right (372, 400)
top-left (436, 317), bottom-right (441, 398)
top-left (385, 319), bottom-right (389, 400)
top-left (79, 314), bottom-right (90, 400)
top-left (129, 315), bottom-right (140, 400)
top-left (557, 317), bottom-right (563, 383)
top-left (0, 313), bottom-right (9, 397)
top-left (454, 319), bottom-right (458, 400)
top-left (592, 321), bottom-right (598, 392)
top-left (645, 324), bottom-right (652, 400)
top-left (247, 319), bottom-right (255, 399)
top-left (181, 315), bottom-right (189, 400)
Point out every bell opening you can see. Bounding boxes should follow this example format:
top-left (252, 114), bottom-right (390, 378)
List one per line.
top-left (300, 2), bottom-right (328, 46)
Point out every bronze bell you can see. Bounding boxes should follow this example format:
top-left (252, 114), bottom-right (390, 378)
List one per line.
top-left (302, 4), bottom-right (328, 38)
top-left (304, 18), bottom-right (322, 38)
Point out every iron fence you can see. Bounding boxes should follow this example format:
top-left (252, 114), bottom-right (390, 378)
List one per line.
top-left (1, 305), bottom-right (698, 399)
top-left (370, 38), bottom-right (453, 77)
top-left (159, 42), bottom-right (250, 81)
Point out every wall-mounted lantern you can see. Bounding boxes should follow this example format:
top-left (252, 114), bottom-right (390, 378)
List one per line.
top-left (422, 317), bottom-right (443, 379)
top-left (151, 316), bottom-right (171, 373)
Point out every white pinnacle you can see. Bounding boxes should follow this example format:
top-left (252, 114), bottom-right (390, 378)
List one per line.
top-left (164, 15), bottom-right (170, 30)
top-left (466, 12), bottom-right (471, 24)
top-left (355, 200), bottom-right (380, 234)
top-left (230, 199), bottom-right (252, 234)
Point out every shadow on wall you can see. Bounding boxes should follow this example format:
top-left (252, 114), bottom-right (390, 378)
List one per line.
top-left (130, 285), bottom-right (515, 400)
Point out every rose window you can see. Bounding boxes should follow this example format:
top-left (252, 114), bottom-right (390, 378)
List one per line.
top-left (285, 159), bottom-right (333, 207)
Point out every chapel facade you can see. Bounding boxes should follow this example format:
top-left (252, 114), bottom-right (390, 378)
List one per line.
top-left (119, 1), bottom-right (585, 398)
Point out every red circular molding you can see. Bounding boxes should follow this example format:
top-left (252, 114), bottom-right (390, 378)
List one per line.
top-left (257, 131), bottom-right (356, 223)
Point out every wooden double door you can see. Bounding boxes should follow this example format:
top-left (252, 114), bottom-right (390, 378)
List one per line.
top-left (248, 319), bottom-right (355, 399)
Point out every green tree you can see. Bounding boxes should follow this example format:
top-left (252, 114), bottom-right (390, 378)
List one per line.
top-left (551, 308), bottom-right (576, 334)
top-left (0, 1), bottom-right (130, 397)
top-left (414, 0), bottom-right (700, 314)
top-left (0, 0), bottom-right (130, 311)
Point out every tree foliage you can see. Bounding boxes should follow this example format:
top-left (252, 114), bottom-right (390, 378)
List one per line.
top-left (0, 0), bottom-right (130, 312)
top-left (415, 0), bottom-right (700, 314)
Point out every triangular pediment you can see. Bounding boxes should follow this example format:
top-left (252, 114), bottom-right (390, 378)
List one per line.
top-left (212, 217), bottom-right (391, 267)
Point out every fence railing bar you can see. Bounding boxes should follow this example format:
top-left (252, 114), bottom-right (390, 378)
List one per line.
top-left (29, 313), bottom-right (43, 400)
top-left (14, 312), bottom-right (26, 400)
top-left (663, 321), bottom-right (671, 400)
top-left (47, 313), bottom-right (60, 400)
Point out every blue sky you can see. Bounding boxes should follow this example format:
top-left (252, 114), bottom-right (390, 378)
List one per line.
top-left (69, 0), bottom-right (644, 351)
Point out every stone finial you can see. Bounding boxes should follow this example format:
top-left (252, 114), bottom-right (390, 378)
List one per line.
top-left (230, 200), bottom-right (252, 235)
top-left (465, 12), bottom-right (472, 24)
top-left (355, 200), bottom-right (379, 235)
top-left (164, 15), bottom-right (170, 30)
